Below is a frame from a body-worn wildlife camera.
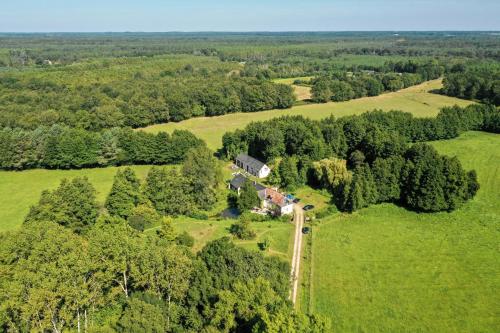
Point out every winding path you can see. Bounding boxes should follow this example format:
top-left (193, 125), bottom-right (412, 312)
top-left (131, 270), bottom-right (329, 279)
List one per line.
top-left (290, 204), bottom-right (305, 306)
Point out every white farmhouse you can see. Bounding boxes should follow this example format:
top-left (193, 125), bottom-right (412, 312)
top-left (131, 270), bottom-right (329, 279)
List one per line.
top-left (235, 153), bottom-right (271, 179)
top-left (258, 187), bottom-right (294, 216)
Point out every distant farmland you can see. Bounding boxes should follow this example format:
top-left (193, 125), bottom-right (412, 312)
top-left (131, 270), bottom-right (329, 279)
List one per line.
top-left (142, 79), bottom-right (473, 149)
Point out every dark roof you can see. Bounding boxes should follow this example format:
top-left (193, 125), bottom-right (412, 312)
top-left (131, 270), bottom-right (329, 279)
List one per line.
top-left (230, 174), bottom-right (266, 192)
top-left (230, 174), bottom-right (247, 189)
top-left (235, 153), bottom-right (267, 171)
top-left (254, 182), bottom-right (266, 192)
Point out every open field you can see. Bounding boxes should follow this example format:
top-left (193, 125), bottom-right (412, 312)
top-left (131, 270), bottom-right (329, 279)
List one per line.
top-left (292, 85), bottom-right (313, 101)
top-left (304, 131), bottom-right (500, 332)
top-left (273, 76), bottom-right (313, 85)
top-left (142, 79), bottom-right (474, 150)
top-left (274, 76), bottom-right (313, 101)
top-left (0, 165), bottom-right (154, 232)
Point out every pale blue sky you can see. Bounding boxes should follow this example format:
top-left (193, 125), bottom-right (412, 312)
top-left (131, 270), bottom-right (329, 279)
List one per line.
top-left (1, 0), bottom-right (499, 32)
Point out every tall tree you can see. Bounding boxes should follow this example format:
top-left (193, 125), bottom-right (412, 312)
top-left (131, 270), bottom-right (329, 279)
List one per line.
top-left (144, 167), bottom-right (194, 216)
top-left (278, 156), bottom-right (301, 190)
top-left (237, 179), bottom-right (261, 213)
top-left (106, 168), bottom-right (142, 219)
top-left (182, 146), bottom-right (222, 211)
top-left (25, 177), bottom-right (99, 233)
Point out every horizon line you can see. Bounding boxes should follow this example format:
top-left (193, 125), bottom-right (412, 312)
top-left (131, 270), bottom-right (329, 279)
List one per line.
top-left (1, 30), bottom-right (499, 34)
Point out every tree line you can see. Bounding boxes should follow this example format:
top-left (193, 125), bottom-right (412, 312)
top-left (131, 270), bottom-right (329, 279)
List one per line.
top-left (0, 145), bottom-right (329, 332)
top-left (441, 63), bottom-right (500, 106)
top-left (222, 104), bottom-right (499, 213)
top-left (0, 126), bottom-right (205, 170)
top-left (311, 60), bottom-right (444, 103)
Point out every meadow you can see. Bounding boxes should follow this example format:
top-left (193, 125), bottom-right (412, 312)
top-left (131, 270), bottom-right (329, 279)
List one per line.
top-left (302, 131), bottom-right (500, 332)
top-left (142, 79), bottom-right (473, 149)
top-left (0, 165), bottom-right (153, 231)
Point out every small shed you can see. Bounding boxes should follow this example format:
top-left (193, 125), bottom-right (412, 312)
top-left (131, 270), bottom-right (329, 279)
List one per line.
top-left (229, 174), bottom-right (266, 195)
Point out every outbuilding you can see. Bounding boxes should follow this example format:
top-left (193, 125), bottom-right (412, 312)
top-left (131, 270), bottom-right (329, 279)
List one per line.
top-left (229, 173), bottom-right (266, 195)
top-left (235, 153), bottom-right (271, 178)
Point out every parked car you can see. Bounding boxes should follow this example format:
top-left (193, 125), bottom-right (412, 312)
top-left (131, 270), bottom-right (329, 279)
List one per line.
top-left (293, 198), bottom-right (301, 203)
top-left (303, 205), bottom-right (315, 211)
top-left (302, 227), bottom-right (310, 234)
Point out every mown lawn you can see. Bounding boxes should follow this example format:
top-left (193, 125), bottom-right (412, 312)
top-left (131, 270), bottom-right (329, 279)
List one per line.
top-left (145, 217), bottom-right (295, 260)
top-left (142, 80), bottom-right (473, 150)
top-left (305, 131), bottom-right (500, 332)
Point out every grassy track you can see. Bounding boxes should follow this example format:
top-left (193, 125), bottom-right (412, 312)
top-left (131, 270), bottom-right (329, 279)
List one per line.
top-left (305, 131), bottom-right (500, 332)
top-left (141, 80), bottom-right (473, 150)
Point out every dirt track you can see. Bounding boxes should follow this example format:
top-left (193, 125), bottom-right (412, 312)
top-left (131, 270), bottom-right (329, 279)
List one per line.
top-left (290, 205), bottom-right (304, 305)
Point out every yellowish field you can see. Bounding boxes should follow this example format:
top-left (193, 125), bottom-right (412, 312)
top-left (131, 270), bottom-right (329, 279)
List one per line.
top-left (273, 76), bottom-right (314, 85)
top-left (142, 80), bottom-right (473, 150)
top-left (292, 85), bottom-right (313, 100)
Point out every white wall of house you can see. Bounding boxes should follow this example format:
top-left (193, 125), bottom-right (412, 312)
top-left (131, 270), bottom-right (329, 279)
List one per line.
top-left (280, 204), bottom-right (294, 216)
top-left (258, 165), bottom-right (271, 178)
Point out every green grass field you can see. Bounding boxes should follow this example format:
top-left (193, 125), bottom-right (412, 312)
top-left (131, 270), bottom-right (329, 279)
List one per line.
top-left (0, 165), bottom-right (153, 232)
top-left (142, 80), bottom-right (473, 150)
top-left (303, 131), bottom-right (500, 332)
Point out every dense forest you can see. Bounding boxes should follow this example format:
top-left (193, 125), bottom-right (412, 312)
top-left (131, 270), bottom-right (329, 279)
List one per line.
top-left (1, 32), bottom-right (499, 131)
top-left (1, 32), bottom-right (499, 67)
top-left (222, 104), bottom-right (499, 213)
top-left (0, 127), bottom-right (207, 170)
top-left (310, 60), bottom-right (444, 102)
top-left (0, 56), bottom-right (295, 130)
top-left (441, 62), bottom-right (500, 105)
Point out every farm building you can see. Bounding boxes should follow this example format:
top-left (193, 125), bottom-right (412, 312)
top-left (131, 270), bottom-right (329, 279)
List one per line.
top-left (229, 174), bottom-right (294, 216)
top-left (258, 187), bottom-right (294, 216)
top-left (229, 173), bottom-right (266, 195)
top-left (235, 153), bottom-right (271, 178)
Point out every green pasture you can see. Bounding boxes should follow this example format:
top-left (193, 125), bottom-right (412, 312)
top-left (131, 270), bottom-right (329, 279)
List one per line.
top-left (303, 131), bottom-right (500, 332)
top-left (0, 165), bottom-right (153, 232)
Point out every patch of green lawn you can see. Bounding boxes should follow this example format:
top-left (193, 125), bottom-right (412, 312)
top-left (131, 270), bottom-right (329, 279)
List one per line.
top-left (141, 80), bottom-right (474, 150)
top-left (306, 131), bottom-right (500, 332)
top-left (145, 217), bottom-right (295, 260)
top-left (292, 186), bottom-right (332, 211)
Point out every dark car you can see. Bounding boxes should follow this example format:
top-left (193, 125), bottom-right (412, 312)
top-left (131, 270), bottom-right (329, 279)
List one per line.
top-left (293, 198), bottom-right (301, 203)
top-left (303, 205), bottom-right (315, 211)
top-left (302, 227), bottom-right (310, 234)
